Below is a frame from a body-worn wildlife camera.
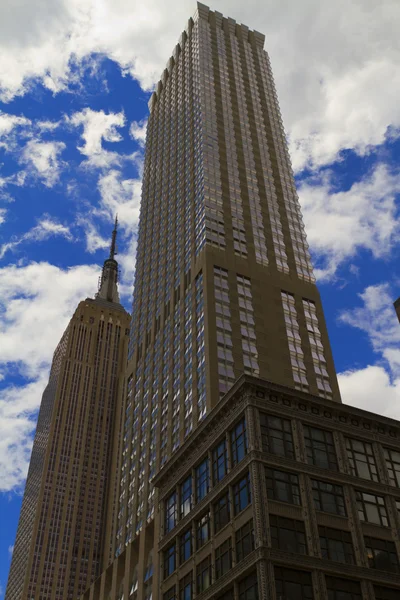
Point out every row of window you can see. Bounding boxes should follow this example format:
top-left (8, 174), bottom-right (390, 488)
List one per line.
top-left (164, 518), bottom-right (254, 582)
top-left (261, 412), bottom-right (400, 487)
top-left (165, 420), bottom-right (247, 533)
top-left (164, 474), bottom-right (252, 579)
top-left (163, 568), bottom-right (258, 600)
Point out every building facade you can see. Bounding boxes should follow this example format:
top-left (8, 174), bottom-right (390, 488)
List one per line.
top-left (115, 5), bottom-right (340, 594)
top-left (6, 224), bottom-right (130, 600)
top-left (81, 376), bottom-right (400, 600)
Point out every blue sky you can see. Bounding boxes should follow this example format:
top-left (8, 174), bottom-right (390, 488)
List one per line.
top-left (0, 0), bottom-right (400, 594)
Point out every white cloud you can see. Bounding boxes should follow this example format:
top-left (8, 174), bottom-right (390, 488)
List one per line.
top-left (339, 283), bottom-right (400, 375)
top-left (21, 140), bottom-right (66, 187)
top-left (0, 1), bottom-right (398, 171)
top-left (68, 107), bottom-right (125, 168)
top-left (0, 111), bottom-right (30, 139)
top-left (0, 215), bottom-right (73, 260)
top-left (338, 365), bottom-right (400, 420)
top-left (0, 208), bottom-right (6, 225)
top-left (0, 261), bottom-right (100, 492)
top-left (8, 545), bottom-right (14, 557)
top-left (299, 164), bottom-right (400, 280)
top-left (129, 119), bottom-right (147, 147)
top-left (79, 218), bottom-right (109, 254)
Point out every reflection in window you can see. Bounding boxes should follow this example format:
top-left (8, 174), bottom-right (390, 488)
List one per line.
top-left (365, 537), bottom-right (400, 572)
top-left (195, 458), bottom-right (209, 502)
top-left (356, 491), bottom-right (388, 526)
top-left (303, 425), bottom-right (337, 470)
top-left (319, 526), bottom-right (354, 563)
top-left (215, 538), bottom-right (232, 579)
top-left (346, 438), bottom-right (379, 482)
top-left (196, 511), bottom-right (210, 549)
top-left (180, 475), bottom-right (192, 518)
top-left (270, 515), bottom-right (307, 555)
top-left (231, 420), bottom-right (247, 466)
top-left (266, 468), bottom-right (300, 505)
top-left (212, 440), bottom-right (228, 484)
top-left (384, 448), bottom-right (400, 487)
top-left (196, 556), bottom-right (211, 594)
top-left (312, 479), bottom-right (346, 516)
top-left (235, 520), bottom-right (254, 562)
top-left (233, 473), bottom-right (251, 514)
top-left (238, 572), bottom-right (259, 600)
top-left (260, 413), bottom-right (294, 458)
top-left (165, 492), bottom-right (177, 533)
top-left (214, 492), bottom-right (230, 533)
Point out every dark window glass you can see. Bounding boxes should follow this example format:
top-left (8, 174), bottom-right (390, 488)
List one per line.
top-left (235, 520), bottom-right (254, 562)
top-left (346, 438), bottom-right (379, 482)
top-left (163, 586), bottom-right (176, 600)
top-left (266, 467), bottom-right (300, 505)
top-left (179, 572), bottom-right (193, 600)
top-left (212, 439), bottom-right (228, 484)
top-left (260, 413), bottom-right (294, 458)
top-left (312, 479), bottom-right (346, 516)
top-left (238, 572), bottom-right (258, 600)
top-left (195, 458), bottom-right (209, 502)
top-left (196, 511), bottom-right (210, 549)
top-left (231, 420), bottom-right (247, 465)
top-left (275, 567), bottom-right (313, 600)
top-left (180, 475), bottom-right (192, 518)
top-left (196, 555), bottom-right (211, 593)
top-left (374, 584), bottom-right (400, 600)
top-left (215, 538), bottom-right (232, 580)
top-left (165, 492), bottom-right (177, 533)
top-left (233, 473), bottom-right (251, 514)
top-left (164, 544), bottom-right (176, 579)
top-left (303, 425), bottom-right (337, 470)
top-left (319, 526), bottom-right (354, 564)
top-left (356, 491), bottom-right (388, 526)
top-left (365, 536), bottom-right (400, 572)
top-left (326, 577), bottom-right (362, 600)
top-left (270, 515), bottom-right (307, 555)
top-left (179, 529), bottom-right (192, 564)
top-left (216, 590), bottom-right (234, 600)
top-left (384, 448), bottom-right (400, 487)
top-left (214, 492), bottom-right (230, 533)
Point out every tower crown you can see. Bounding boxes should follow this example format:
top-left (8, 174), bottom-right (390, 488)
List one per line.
top-left (97, 216), bottom-right (120, 304)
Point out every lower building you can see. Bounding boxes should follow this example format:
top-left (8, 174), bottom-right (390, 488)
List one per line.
top-left (80, 375), bottom-right (400, 599)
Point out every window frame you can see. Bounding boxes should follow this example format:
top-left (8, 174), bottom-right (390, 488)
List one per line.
top-left (212, 439), bottom-right (228, 484)
top-left (259, 412), bottom-right (294, 459)
top-left (179, 529), bottom-right (192, 565)
top-left (303, 425), bottom-right (338, 471)
top-left (356, 491), bottom-right (388, 527)
top-left (195, 458), bottom-right (209, 502)
top-left (233, 472), bottom-right (251, 515)
top-left (318, 526), bottom-right (354, 564)
top-left (215, 538), bottom-right (232, 580)
top-left (311, 479), bottom-right (346, 517)
top-left (231, 419), bottom-right (247, 466)
top-left (213, 491), bottom-right (231, 533)
top-left (235, 519), bottom-right (254, 562)
top-left (265, 467), bottom-right (301, 505)
top-left (346, 437), bottom-right (379, 482)
top-left (196, 555), bottom-right (212, 594)
top-left (270, 515), bottom-right (307, 555)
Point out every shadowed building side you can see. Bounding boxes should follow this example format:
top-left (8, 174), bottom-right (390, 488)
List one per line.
top-left (6, 222), bottom-right (130, 600)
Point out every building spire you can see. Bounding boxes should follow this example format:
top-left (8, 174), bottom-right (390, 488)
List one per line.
top-left (109, 215), bottom-right (118, 260)
top-left (96, 217), bottom-right (120, 304)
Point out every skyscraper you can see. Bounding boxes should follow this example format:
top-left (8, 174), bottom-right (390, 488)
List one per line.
top-left (79, 5), bottom-right (400, 600)
top-left (6, 222), bottom-right (130, 600)
top-left (117, 0), bottom-right (339, 564)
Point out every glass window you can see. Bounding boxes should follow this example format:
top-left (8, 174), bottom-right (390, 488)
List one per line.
top-left (365, 536), bottom-right (400, 572)
top-left (238, 572), bottom-right (258, 600)
top-left (179, 529), bottom-right (192, 564)
top-left (346, 438), bottom-right (379, 482)
top-left (214, 491), bottom-right (230, 533)
top-left (196, 511), bottom-right (210, 549)
top-left (303, 425), bottom-right (338, 470)
top-left (356, 491), bottom-right (388, 526)
top-left (235, 520), bottom-right (254, 562)
top-left (180, 476), bottom-right (192, 518)
top-left (179, 572), bottom-right (192, 600)
top-left (163, 586), bottom-right (176, 600)
top-left (195, 458), bottom-right (209, 502)
top-left (374, 584), bottom-right (400, 600)
top-left (196, 555), bottom-right (211, 594)
top-left (266, 468), bottom-right (300, 505)
top-left (233, 473), bottom-right (251, 514)
top-left (325, 577), bottom-right (362, 600)
top-left (260, 413), bottom-right (294, 458)
top-left (275, 567), bottom-right (313, 600)
top-left (165, 492), bottom-right (177, 533)
top-left (164, 544), bottom-right (176, 579)
top-left (212, 440), bottom-right (228, 484)
top-left (312, 479), bottom-right (346, 516)
top-left (384, 448), bottom-right (400, 487)
top-left (215, 538), bottom-right (232, 580)
top-left (231, 419), bottom-right (247, 465)
top-left (319, 526), bottom-right (354, 564)
top-left (270, 515), bottom-right (307, 555)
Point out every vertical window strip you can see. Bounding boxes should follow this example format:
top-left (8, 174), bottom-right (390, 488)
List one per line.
top-left (230, 34), bottom-right (268, 266)
top-left (302, 299), bottom-right (332, 398)
top-left (196, 272), bottom-right (206, 421)
top-left (214, 267), bottom-right (235, 397)
top-left (237, 274), bottom-right (259, 376)
top-left (281, 291), bottom-right (308, 391)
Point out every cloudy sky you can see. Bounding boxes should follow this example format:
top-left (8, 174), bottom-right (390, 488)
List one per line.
top-left (1, 0), bottom-right (400, 592)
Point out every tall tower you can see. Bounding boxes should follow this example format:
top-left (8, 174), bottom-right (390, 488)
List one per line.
top-left (113, 1), bottom-right (340, 591)
top-left (6, 221), bottom-right (130, 600)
